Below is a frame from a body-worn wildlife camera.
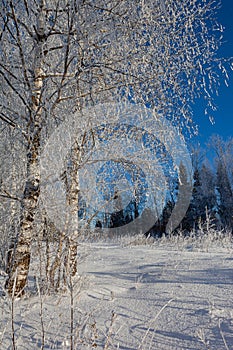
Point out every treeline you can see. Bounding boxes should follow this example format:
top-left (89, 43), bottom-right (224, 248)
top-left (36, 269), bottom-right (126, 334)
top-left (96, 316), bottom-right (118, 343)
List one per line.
top-left (149, 135), bottom-right (233, 235)
top-left (93, 135), bottom-right (233, 235)
top-left (182, 136), bottom-right (232, 231)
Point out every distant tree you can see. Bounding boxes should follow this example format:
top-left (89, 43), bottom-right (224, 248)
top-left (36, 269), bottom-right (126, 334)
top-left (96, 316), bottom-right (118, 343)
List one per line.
top-left (210, 136), bottom-right (233, 230)
top-left (199, 162), bottom-right (216, 219)
top-left (181, 137), bottom-right (233, 232)
top-left (95, 220), bottom-right (102, 229)
top-left (180, 160), bottom-right (217, 231)
top-left (109, 188), bottom-right (124, 228)
top-left (145, 200), bottom-right (175, 237)
top-left (216, 161), bottom-right (233, 229)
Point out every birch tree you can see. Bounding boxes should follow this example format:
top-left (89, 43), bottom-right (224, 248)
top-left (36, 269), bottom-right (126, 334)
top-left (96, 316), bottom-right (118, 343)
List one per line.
top-left (0, 0), bottom-right (230, 296)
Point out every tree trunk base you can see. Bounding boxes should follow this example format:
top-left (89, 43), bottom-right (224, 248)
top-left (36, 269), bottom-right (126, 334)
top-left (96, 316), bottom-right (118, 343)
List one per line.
top-left (5, 249), bottom-right (30, 298)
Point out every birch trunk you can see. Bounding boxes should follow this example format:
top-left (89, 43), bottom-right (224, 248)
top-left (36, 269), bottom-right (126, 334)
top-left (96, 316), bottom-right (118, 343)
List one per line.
top-left (48, 140), bottom-right (80, 289)
top-left (5, 1), bottom-right (45, 297)
top-left (64, 139), bottom-right (80, 278)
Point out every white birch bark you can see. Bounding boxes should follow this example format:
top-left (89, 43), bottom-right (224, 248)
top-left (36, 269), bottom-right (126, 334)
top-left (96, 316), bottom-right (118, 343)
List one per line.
top-left (48, 139), bottom-right (80, 289)
top-left (5, 1), bottom-right (45, 296)
top-left (64, 139), bottom-right (80, 277)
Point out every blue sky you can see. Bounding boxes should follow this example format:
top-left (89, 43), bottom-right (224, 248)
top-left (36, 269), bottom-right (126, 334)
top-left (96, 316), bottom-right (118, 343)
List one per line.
top-left (192, 0), bottom-right (233, 148)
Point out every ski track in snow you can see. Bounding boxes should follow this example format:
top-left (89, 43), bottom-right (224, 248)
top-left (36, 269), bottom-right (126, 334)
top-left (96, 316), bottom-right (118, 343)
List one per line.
top-left (1, 242), bottom-right (233, 349)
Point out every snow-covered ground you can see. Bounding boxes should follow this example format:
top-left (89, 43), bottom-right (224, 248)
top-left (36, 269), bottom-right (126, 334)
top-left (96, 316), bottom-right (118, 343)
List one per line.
top-left (1, 234), bottom-right (233, 349)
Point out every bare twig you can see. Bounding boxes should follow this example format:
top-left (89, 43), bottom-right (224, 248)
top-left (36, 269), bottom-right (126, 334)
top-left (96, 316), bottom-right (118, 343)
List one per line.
top-left (219, 319), bottom-right (230, 350)
top-left (104, 310), bottom-right (117, 350)
top-left (36, 277), bottom-right (45, 350)
top-left (138, 299), bottom-right (173, 350)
